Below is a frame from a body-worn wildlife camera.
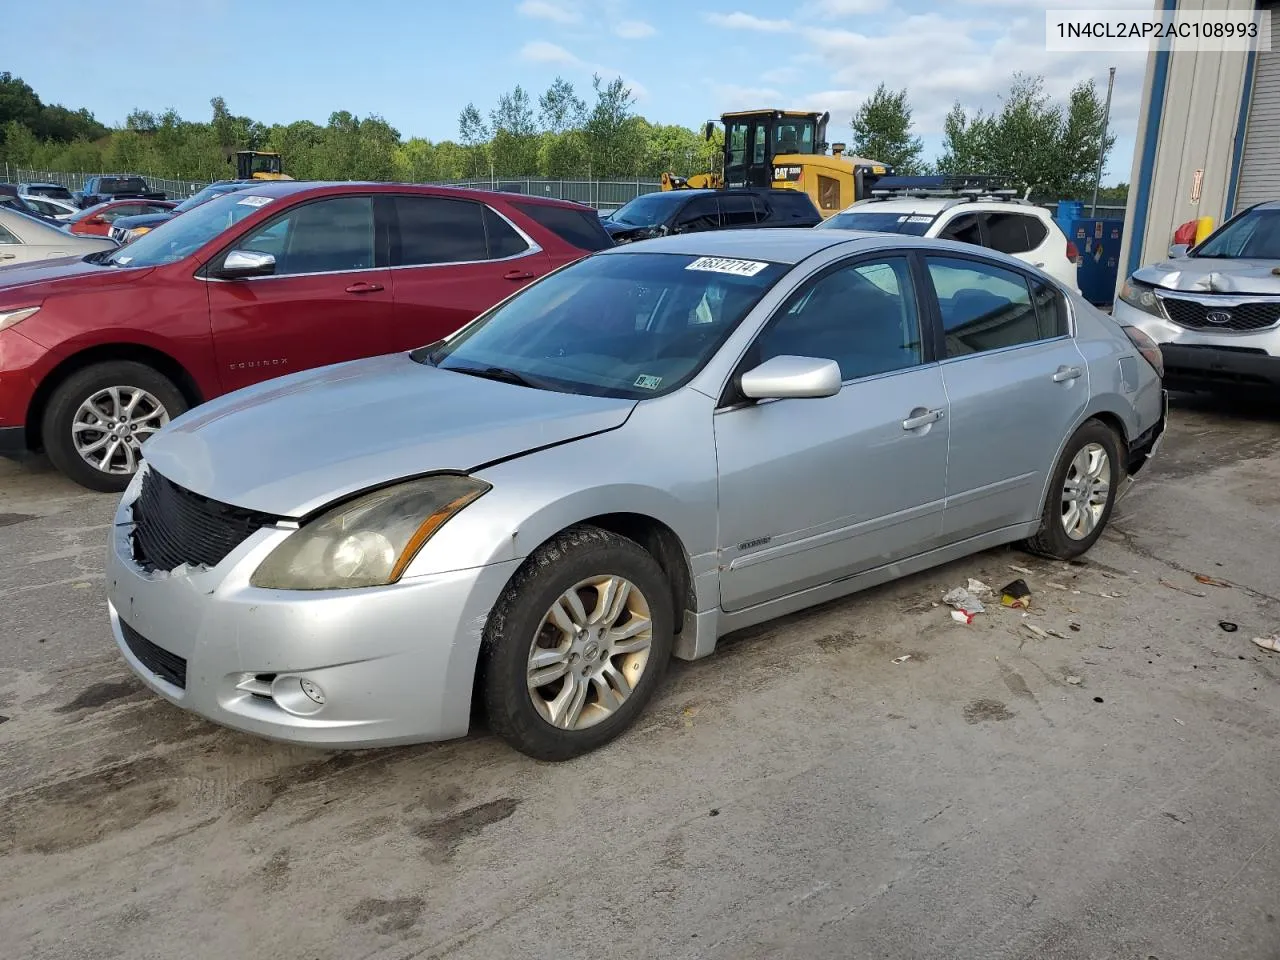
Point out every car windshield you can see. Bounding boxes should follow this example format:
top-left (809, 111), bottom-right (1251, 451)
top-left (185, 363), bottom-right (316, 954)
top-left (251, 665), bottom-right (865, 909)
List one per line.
top-left (607, 193), bottom-right (680, 227)
top-left (817, 210), bottom-right (937, 236)
top-left (421, 252), bottom-right (789, 399)
top-left (1194, 208), bottom-right (1280, 259)
top-left (174, 183), bottom-right (249, 213)
top-left (107, 190), bottom-right (275, 267)
top-left (99, 177), bottom-right (148, 193)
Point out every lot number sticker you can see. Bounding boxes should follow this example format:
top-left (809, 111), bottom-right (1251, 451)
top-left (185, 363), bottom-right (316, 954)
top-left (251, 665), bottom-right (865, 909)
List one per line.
top-left (634, 374), bottom-right (663, 390)
top-left (685, 257), bottom-right (769, 277)
top-left (237, 195), bottom-right (274, 208)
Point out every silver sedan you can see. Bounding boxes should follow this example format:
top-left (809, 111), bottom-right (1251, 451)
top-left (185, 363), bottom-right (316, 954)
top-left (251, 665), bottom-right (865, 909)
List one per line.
top-left (106, 230), bottom-right (1166, 760)
top-left (0, 207), bottom-right (116, 264)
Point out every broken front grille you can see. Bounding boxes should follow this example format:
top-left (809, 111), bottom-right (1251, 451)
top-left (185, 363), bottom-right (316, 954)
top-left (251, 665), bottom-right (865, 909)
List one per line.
top-left (1160, 296), bottom-right (1280, 332)
top-left (131, 468), bottom-right (279, 573)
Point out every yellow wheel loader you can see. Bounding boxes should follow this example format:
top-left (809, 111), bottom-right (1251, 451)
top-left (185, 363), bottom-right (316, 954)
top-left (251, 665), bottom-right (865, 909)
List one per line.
top-left (233, 151), bottom-right (293, 181)
top-left (661, 110), bottom-right (889, 217)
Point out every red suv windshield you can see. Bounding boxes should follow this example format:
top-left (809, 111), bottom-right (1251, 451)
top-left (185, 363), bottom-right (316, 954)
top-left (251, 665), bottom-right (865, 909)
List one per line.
top-left (110, 191), bottom-right (274, 267)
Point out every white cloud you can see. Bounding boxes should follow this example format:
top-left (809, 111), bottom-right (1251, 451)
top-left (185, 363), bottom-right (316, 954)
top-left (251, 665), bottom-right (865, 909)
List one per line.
top-left (802, 0), bottom-right (887, 16)
top-left (519, 40), bottom-right (580, 65)
top-left (615, 19), bottom-right (656, 39)
top-left (517, 0), bottom-right (580, 23)
top-left (705, 11), bottom-right (794, 32)
top-left (712, 83), bottom-right (786, 111)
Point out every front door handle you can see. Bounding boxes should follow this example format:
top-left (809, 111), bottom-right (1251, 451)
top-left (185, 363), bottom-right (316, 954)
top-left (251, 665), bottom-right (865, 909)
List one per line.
top-left (1052, 365), bottom-right (1083, 383)
top-left (503, 269), bottom-right (535, 281)
top-left (0, 252), bottom-right (16, 260)
top-left (902, 408), bottom-right (945, 430)
top-left (345, 281), bottom-right (384, 294)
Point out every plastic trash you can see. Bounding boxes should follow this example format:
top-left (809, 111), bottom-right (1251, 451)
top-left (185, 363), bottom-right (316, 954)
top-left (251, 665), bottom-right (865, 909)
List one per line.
top-left (1001, 579), bottom-right (1032, 609)
top-left (1065, 675), bottom-right (1082, 685)
top-left (966, 578), bottom-right (994, 598)
top-left (943, 586), bottom-right (985, 615)
top-left (951, 609), bottom-right (976, 624)
top-left (1194, 573), bottom-right (1231, 588)
top-left (892, 654), bottom-right (912, 664)
top-left (1252, 634), bottom-right (1280, 653)
top-left (1219, 621), bottom-right (1238, 633)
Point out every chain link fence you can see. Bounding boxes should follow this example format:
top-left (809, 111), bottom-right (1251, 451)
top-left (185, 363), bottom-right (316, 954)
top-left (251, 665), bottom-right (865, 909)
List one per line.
top-left (2, 165), bottom-right (208, 199)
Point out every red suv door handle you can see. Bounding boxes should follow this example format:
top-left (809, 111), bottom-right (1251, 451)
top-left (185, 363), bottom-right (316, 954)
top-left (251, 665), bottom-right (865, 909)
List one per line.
top-left (345, 281), bottom-right (384, 293)
top-left (503, 269), bottom-right (535, 281)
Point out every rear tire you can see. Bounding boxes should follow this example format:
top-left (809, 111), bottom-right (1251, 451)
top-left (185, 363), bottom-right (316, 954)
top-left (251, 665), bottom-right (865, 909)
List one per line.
top-left (42, 361), bottom-right (187, 492)
top-left (1022, 420), bottom-right (1122, 560)
top-left (481, 525), bottom-right (675, 761)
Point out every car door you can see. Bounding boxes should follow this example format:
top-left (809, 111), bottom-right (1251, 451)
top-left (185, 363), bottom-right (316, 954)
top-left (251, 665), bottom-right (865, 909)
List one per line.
top-left (923, 253), bottom-right (1087, 541)
top-left (671, 195), bottom-right (721, 234)
top-left (714, 254), bottom-right (949, 612)
top-left (0, 220), bottom-right (25, 264)
top-left (207, 194), bottom-right (393, 394)
top-left (383, 194), bottom-right (552, 352)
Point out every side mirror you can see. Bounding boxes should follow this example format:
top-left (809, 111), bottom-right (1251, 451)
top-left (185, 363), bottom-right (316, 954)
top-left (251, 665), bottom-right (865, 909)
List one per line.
top-left (218, 249), bottom-right (276, 279)
top-left (1167, 243), bottom-right (1189, 260)
top-left (703, 121), bottom-right (715, 142)
top-left (739, 355), bottom-right (842, 400)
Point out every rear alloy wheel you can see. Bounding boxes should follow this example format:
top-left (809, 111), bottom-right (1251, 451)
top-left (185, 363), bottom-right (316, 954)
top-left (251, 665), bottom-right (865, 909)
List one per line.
top-left (482, 526), bottom-right (674, 761)
top-left (1023, 420), bottom-right (1122, 560)
top-left (42, 361), bottom-right (188, 492)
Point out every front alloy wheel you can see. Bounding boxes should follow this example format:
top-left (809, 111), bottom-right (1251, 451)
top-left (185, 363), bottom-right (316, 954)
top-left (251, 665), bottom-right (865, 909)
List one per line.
top-left (527, 575), bottom-right (654, 731)
top-left (71, 385), bottom-right (170, 476)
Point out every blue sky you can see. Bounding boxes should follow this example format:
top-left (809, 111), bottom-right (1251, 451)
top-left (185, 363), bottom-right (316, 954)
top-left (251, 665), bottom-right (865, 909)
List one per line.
top-left (9, 0), bottom-right (1154, 185)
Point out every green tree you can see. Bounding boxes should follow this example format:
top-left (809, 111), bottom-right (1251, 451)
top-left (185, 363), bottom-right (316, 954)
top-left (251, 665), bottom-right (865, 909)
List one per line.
top-left (489, 85), bottom-right (538, 175)
top-left (538, 77), bottom-right (586, 134)
top-left (583, 75), bottom-right (640, 179)
top-left (458, 102), bottom-right (489, 178)
top-left (850, 84), bottom-right (923, 173)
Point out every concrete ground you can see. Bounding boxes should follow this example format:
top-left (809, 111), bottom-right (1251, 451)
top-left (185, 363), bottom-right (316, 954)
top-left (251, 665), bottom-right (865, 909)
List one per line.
top-left (0, 393), bottom-right (1277, 960)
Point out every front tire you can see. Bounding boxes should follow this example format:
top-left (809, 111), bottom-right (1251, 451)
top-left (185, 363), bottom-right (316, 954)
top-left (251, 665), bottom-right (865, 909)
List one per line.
top-left (42, 361), bottom-right (187, 492)
top-left (1023, 420), bottom-right (1122, 560)
top-left (482, 525), bottom-right (675, 761)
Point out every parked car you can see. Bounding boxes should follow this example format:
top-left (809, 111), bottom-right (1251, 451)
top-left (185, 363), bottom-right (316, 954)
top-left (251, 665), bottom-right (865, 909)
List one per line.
top-left (66, 199), bottom-right (179, 236)
top-left (109, 180), bottom-right (260, 244)
top-left (1116, 200), bottom-right (1280, 393)
top-left (0, 181), bottom-right (614, 490)
top-left (818, 181), bottom-right (1081, 293)
top-left (0, 184), bottom-right (58, 223)
top-left (0, 206), bottom-right (116, 264)
top-left (600, 188), bottom-right (821, 243)
top-left (104, 230), bottom-right (1166, 760)
top-left (74, 175), bottom-right (167, 208)
top-left (17, 182), bottom-right (75, 202)
top-left (20, 195), bottom-right (79, 220)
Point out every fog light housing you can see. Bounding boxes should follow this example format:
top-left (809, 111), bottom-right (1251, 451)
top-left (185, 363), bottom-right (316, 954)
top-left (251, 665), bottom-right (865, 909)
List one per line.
top-left (269, 675), bottom-right (327, 716)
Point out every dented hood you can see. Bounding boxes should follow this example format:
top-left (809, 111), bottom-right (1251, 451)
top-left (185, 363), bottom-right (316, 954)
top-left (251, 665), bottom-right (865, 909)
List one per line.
top-left (1134, 257), bottom-right (1280, 295)
top-left (141, 354), bottom-right (636, 517)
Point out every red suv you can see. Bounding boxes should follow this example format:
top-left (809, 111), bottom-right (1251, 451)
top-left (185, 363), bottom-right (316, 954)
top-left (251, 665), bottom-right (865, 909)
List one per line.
top-left (0, 181), bottom-right (612, 490)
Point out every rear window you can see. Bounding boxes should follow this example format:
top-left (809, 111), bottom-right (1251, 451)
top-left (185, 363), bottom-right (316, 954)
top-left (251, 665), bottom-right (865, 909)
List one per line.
top-left (762, 192), bottom-right (820, 222)
top-left (514, 202), bottom-right (614, 252)
top-left (818, 210), bottom-right (936, 235)
top-left (98, 177), bottom-right (148, 193)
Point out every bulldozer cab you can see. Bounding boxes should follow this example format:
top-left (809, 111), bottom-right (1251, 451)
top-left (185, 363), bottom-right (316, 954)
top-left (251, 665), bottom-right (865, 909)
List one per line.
top-left (720, 110), bottom-right (825, 188)
top-left (234, 150), bottom-right (286, 180)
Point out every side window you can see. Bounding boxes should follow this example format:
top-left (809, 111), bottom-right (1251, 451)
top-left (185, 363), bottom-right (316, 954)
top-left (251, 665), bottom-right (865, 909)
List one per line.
top-left (926, 256), bottom-right (1042, 357)
top-left (754, 257), bottom-right (923, 381)
top-left (237, 196), bottom-right (374, 276)
top-left (0, 223), bottom-right (21, 244)
top-left (392, 196), bottom-right (487, 265)
top-left (1029, 276), bottom-right (1069, 338)
top-left (752, 123), bottom-right (767, 164)
top-left (1024, 216), bottom-right (1048, 249)
top-left (484, 207), bottom-right (530, 259)
top-left (511, 202), bottom-right (612, 252)
top-left (938, 212), bottom-right (983, 246)
top-left (718, 194), bottom-right (758, 227)
top-left (102, 205), bottom-right (141, 222)
top-left (675, 196), bottom-right (720, 232)
top-left (984, 213), bottom-right (1041, 255)
top-left (750, 194), bottom-right (769, 222)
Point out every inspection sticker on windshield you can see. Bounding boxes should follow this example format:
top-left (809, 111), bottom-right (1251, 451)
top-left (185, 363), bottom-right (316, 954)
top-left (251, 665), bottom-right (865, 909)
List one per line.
top-left (685, 256), bottom-right (768, 277)
top-left (634, 374), bottom-right (663, 390)
top-left (236, 195), bottom-right (274, 208)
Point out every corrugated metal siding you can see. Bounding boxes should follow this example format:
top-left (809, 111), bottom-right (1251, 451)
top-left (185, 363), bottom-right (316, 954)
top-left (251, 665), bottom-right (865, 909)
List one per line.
top-left (1236, 10), bottom-right (1280, 209)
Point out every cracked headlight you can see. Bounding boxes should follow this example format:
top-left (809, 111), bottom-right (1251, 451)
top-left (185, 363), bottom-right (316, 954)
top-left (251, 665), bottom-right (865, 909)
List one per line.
top-left (250, 475), bottom-right (489, 590)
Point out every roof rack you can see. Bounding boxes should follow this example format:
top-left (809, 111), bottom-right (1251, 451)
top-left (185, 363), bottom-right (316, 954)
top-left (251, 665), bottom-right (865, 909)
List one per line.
top-left (868, 174), bottom-right (1026, 202)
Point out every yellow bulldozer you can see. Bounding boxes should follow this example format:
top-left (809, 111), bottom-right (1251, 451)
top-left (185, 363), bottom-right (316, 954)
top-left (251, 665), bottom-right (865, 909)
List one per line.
top-left (661, 109), bottom-right (889, 217)
top-left (233, 150), bottom-right (293, 181)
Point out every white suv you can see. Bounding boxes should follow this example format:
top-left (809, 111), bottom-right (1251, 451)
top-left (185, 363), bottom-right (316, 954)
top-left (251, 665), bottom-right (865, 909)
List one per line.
top-left (819, 193), bottom-right (1080, 293)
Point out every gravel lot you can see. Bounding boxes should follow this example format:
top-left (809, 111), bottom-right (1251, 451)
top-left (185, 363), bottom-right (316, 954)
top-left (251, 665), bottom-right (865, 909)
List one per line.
top-left (1, 394), bottom-right (1278, 960)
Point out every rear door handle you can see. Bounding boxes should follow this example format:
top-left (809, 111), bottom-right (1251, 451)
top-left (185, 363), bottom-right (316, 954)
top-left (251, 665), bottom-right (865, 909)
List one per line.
top-left (503, 269), bottom-right (535, 281)
top-left (1052, 365), bottom-right (1083, 383)
top-left (902, 408), bottom-right (945, 430)
top-left (0, 252), bottom-right (16, 260)
top-left (345, 281), bottom-right (383, 294)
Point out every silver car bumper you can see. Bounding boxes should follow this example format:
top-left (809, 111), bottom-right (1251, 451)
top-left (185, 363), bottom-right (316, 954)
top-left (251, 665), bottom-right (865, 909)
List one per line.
top-left (105, 487), bottom-right (520, 748)
top-left (1115, 299), bottom-right (1280, 387)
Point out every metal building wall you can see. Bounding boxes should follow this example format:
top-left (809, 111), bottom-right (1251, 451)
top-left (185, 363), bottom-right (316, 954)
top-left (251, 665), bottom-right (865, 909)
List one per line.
top-left (1116, 0), bottom-right (1256, 293)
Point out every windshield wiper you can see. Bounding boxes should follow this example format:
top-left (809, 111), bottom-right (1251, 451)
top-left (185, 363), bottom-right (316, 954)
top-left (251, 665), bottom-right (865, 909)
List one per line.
top-left (447, 365), bottom-right (543, 389)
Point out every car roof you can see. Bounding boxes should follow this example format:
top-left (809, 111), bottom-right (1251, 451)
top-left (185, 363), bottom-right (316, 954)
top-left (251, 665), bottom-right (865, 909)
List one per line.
top-left (215, 180), bottom-right (596, 210)
top-left (844, 197), bottom-right (1049, 216)
top-left (597, 228), bottom-right (878, 264)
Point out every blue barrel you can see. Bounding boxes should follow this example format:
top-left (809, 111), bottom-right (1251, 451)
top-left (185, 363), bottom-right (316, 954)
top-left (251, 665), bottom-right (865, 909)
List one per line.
top-left (1055, 201), bottom-right (1124, 306)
